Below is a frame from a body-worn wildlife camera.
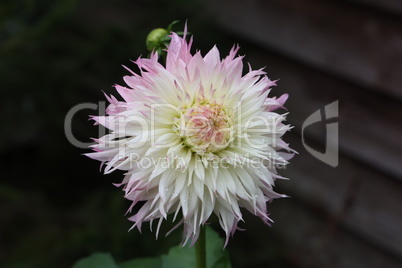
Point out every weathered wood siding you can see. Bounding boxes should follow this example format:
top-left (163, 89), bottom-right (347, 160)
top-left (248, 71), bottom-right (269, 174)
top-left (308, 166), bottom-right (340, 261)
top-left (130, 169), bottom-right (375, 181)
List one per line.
top-left (201, 0), bottom-right (402, 267)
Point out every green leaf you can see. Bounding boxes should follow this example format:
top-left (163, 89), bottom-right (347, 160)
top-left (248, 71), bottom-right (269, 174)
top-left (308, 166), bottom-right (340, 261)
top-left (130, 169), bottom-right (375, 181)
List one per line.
top-left (205, 227), bottom-right (231, 268)
top-left (161, 227), bottom-right (231, 268)
top-left (119, 256), bottom-right (162, 268)
top-left (162, 243), bottom-right (195, 268)
top-left (72, 228), bottom-right (230, 268)
top-left (72, 252), bottom-right (118, 268)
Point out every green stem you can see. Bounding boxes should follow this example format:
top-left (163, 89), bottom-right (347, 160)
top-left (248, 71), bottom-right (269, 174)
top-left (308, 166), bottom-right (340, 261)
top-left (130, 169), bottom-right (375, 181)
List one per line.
top-left (195, 226), bottom-right (206, 268)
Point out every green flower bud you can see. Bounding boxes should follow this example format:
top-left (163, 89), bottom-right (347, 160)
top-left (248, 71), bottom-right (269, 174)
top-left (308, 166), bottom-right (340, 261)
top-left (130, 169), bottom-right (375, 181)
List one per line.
top-left (146, 28), bottom-right (169, 52)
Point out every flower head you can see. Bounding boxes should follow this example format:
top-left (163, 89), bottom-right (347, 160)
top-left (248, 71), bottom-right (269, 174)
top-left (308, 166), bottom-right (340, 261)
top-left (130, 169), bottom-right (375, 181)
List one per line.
top-left (86, 28), bottom-right (294, 246)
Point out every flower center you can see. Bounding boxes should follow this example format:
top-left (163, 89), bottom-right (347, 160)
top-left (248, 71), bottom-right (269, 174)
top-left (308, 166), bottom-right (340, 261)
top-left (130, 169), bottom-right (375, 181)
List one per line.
top-left (174, 102), bottom-right (233, 154)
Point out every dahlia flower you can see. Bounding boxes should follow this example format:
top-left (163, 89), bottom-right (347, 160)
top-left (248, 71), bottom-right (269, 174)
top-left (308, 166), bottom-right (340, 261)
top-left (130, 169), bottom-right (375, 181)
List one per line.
top-left (86, 28), bottom-right (294, 246)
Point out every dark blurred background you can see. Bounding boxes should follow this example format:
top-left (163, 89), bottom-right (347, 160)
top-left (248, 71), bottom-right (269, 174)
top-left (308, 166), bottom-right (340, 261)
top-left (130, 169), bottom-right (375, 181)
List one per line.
top-left (1, 0), bottom-right (401, 267)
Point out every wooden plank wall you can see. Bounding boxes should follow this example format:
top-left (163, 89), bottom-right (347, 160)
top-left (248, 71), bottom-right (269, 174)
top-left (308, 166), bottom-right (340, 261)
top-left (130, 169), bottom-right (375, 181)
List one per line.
top-left (200, 0), bottom-right (402, 267)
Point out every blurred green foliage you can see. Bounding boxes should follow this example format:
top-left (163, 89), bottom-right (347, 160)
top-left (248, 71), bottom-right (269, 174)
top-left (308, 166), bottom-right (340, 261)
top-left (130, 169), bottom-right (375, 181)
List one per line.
top-left (72, 227), bottom-right (231, 268)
